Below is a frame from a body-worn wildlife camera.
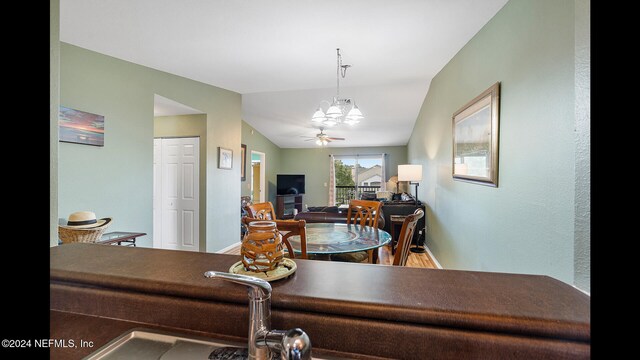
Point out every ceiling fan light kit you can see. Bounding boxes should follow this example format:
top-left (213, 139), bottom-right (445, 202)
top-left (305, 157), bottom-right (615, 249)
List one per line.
top-left (311, 48), bottom-right (364, 128)
top-left (303, 127), bottom-right (345, 146)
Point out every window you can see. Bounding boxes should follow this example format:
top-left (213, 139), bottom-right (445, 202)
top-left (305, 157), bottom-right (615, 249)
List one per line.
top-left (333, 154), bottom-right (385, 205)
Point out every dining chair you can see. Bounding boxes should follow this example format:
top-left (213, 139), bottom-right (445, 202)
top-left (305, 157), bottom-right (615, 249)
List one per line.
top-left (244, 201), bottom-right (277, 220)
top-left (346, 199), bottom-right (382, 229)
top-left (387, 208), bottom-right (424, 266)
top-left (331, 199), bottom-right (383, 263)
top-left (274, 219), bottom-right (309, 260)
top-left (242, 216), bottom-right (307, 259)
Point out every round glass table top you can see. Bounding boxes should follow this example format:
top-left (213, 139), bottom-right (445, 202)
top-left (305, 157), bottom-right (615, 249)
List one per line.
top-left (287, 223), bottom-right (391, 255)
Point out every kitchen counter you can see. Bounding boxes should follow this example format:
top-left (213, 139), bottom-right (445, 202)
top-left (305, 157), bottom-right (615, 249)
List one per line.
top-left (50, 243), bottom-right (590, 359)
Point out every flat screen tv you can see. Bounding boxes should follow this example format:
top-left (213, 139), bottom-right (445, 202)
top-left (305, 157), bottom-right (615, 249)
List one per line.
top-left (277, 174), bottom-right (305, 195)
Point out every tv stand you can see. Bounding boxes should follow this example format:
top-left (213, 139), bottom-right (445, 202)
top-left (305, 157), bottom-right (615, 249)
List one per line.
top-left (276, 194), bottom-right (303, 219)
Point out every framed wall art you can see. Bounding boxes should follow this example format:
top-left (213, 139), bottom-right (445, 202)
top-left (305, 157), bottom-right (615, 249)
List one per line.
top-left (58, 106), bottom-right (105, 146)
top-left (452, 82), bottom-right (500, 187)
top-left (218, 147), bottom-right (233, 170)
top-left (240, 144), bottom-right (247, 181)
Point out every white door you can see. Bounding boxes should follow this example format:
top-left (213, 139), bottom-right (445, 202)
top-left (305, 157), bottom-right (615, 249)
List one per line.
top-left (154, 137), bottom-right (200, 251)
top-left (153, 139), bottom-right (162, 248)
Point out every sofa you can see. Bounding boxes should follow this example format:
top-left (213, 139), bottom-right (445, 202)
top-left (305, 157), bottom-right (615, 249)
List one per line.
top-left (295, 206), bottom-right (385, 229)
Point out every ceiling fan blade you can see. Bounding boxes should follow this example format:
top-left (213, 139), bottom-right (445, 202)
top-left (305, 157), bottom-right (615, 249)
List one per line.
top-left (327, 137), bottom-right (345, 141)
top-left (303, 138), bottom-right (316, 141)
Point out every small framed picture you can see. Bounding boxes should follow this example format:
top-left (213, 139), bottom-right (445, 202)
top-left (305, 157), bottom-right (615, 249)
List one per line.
top-left (241, 144), bottom-right (247, 181)
top-left (452, 82), bottom-right (500, 187)
top-left (218, 147), bottom-right (233, 169)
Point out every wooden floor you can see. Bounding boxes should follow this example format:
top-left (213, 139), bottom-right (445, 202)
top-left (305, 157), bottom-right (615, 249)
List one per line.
top-left (376, 245), bottom-right (437, 268)
top-left (222, 244), bottom-right (438, 269)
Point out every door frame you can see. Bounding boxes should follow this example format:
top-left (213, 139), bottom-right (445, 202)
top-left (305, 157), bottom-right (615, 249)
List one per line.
top-left (250, 150), bottom-right (266, 203)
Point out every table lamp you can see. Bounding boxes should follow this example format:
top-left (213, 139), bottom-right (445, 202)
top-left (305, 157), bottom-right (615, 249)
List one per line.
top-left (398, 164), bottom-right (422, 203)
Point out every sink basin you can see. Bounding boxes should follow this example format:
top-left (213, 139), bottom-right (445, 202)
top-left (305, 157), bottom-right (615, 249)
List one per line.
top-left (83, 328), bottom-right (247, 360)
top-left (84, 328), bottom-right (348, 360)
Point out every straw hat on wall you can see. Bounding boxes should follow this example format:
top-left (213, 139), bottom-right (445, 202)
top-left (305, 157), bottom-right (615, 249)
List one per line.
top-left (58, 211), bottom-right (112, 244)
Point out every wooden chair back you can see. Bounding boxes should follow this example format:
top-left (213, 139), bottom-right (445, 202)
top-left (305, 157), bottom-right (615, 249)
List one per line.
top-left (393, 209), bottom-right (425, 266)
top-left (242, 217), bottom-right (307, 259)
top-left (244, 202), bottom-right (276, 220)
top-left (347, 199), bottom-right (383, 229)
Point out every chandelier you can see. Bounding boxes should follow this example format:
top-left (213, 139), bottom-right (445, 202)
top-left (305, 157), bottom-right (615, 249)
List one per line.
top-left (311, 48), bottom-right (364, 127)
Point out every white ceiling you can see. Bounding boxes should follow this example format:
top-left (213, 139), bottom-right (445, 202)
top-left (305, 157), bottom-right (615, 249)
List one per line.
top-left (153, 94), bottom-right (204, 117)
top-left (60, 0), bottom-right (508, 148)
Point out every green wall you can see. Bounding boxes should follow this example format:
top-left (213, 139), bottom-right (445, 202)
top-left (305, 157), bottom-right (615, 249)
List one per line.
top-left (280, 146), bottom-right (407, 207)
top-left (50, 0), bottom-right (60, 246)
top-left (241, 121), bottom-right (281, 205)
top-left (407, 0), bottom-right (587, 288)
top-left (154, 114), bottom-right (208, 250)
top-left (59, 43), bottom-right (242, 252)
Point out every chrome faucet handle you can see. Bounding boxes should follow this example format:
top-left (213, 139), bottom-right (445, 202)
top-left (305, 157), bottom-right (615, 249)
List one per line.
top-left (204, 271), bottom-right (272, 300)
top-left (204, 271), bottom-right (311, 360)
top-left (262, 329), bottom-right (312, 360)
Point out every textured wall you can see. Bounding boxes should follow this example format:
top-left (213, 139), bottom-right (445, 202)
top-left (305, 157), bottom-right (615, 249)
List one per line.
top-left (573, 0), bottom-right (590, 293)
top-left (407, 0), bottom-right (577, 284)
top-left (50, 0), bottom-right (59, 246)
top-left (280, 146), bottom-right (408, 207)
top-left (154, 114), bottom-right (208, 251)
top-left (59, 44), bottom-right (241, 252)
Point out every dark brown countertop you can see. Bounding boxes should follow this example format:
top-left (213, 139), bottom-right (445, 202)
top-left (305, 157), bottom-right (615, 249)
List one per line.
top-left (50, 243), bottom-right (589, 342)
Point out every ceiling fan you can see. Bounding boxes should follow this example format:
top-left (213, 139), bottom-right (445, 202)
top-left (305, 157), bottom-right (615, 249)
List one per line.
top-left (302, 128), bottom-right (345, 146)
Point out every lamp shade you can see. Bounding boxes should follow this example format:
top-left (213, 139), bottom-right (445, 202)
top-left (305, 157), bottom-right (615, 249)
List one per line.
top-left (323, 118), bottom-right (338, 127)
top-left (325, 105), bottom-right (343, 119)
top-left (343, 118), bottom-right (360, 125)
top-left (311, 108), bottom-right (327, 123)
top-left (398, 164), bottom-right (422, 182)
top-left (346, 104), bottom-right (364, 119)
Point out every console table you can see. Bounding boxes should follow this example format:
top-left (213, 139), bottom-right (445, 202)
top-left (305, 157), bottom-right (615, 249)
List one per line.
top-left (389, 215), bottom-right (408, 254)
top-left (98, 232), bottom-right (146, 246)
top-left (276, 194), bottom-right (303, 219)
top-left (381, 202), bottom-right (426, 247)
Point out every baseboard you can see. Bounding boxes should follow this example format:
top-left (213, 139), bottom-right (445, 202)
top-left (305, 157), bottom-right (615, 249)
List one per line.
top-left (423, 244), bottom-right (443, 269)
top-left (216, 242), bottom-right (240, 254)
top-left (572, 284), bottom-right (590, 296)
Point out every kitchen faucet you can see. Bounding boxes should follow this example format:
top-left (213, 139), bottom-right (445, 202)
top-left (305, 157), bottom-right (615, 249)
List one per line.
top-left (204, 271), bottom-right (311, 360)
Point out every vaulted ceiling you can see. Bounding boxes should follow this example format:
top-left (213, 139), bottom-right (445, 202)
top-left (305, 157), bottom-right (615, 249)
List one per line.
top-left (61, 0), bottom-right (508, 148)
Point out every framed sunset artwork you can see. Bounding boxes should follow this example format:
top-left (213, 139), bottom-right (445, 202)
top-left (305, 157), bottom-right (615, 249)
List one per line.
top-left (59, 106), bottom-right (105, 146)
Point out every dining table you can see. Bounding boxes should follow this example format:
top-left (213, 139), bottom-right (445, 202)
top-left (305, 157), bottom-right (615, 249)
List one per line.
top-left (286, 222), bottom-right (391, 261)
